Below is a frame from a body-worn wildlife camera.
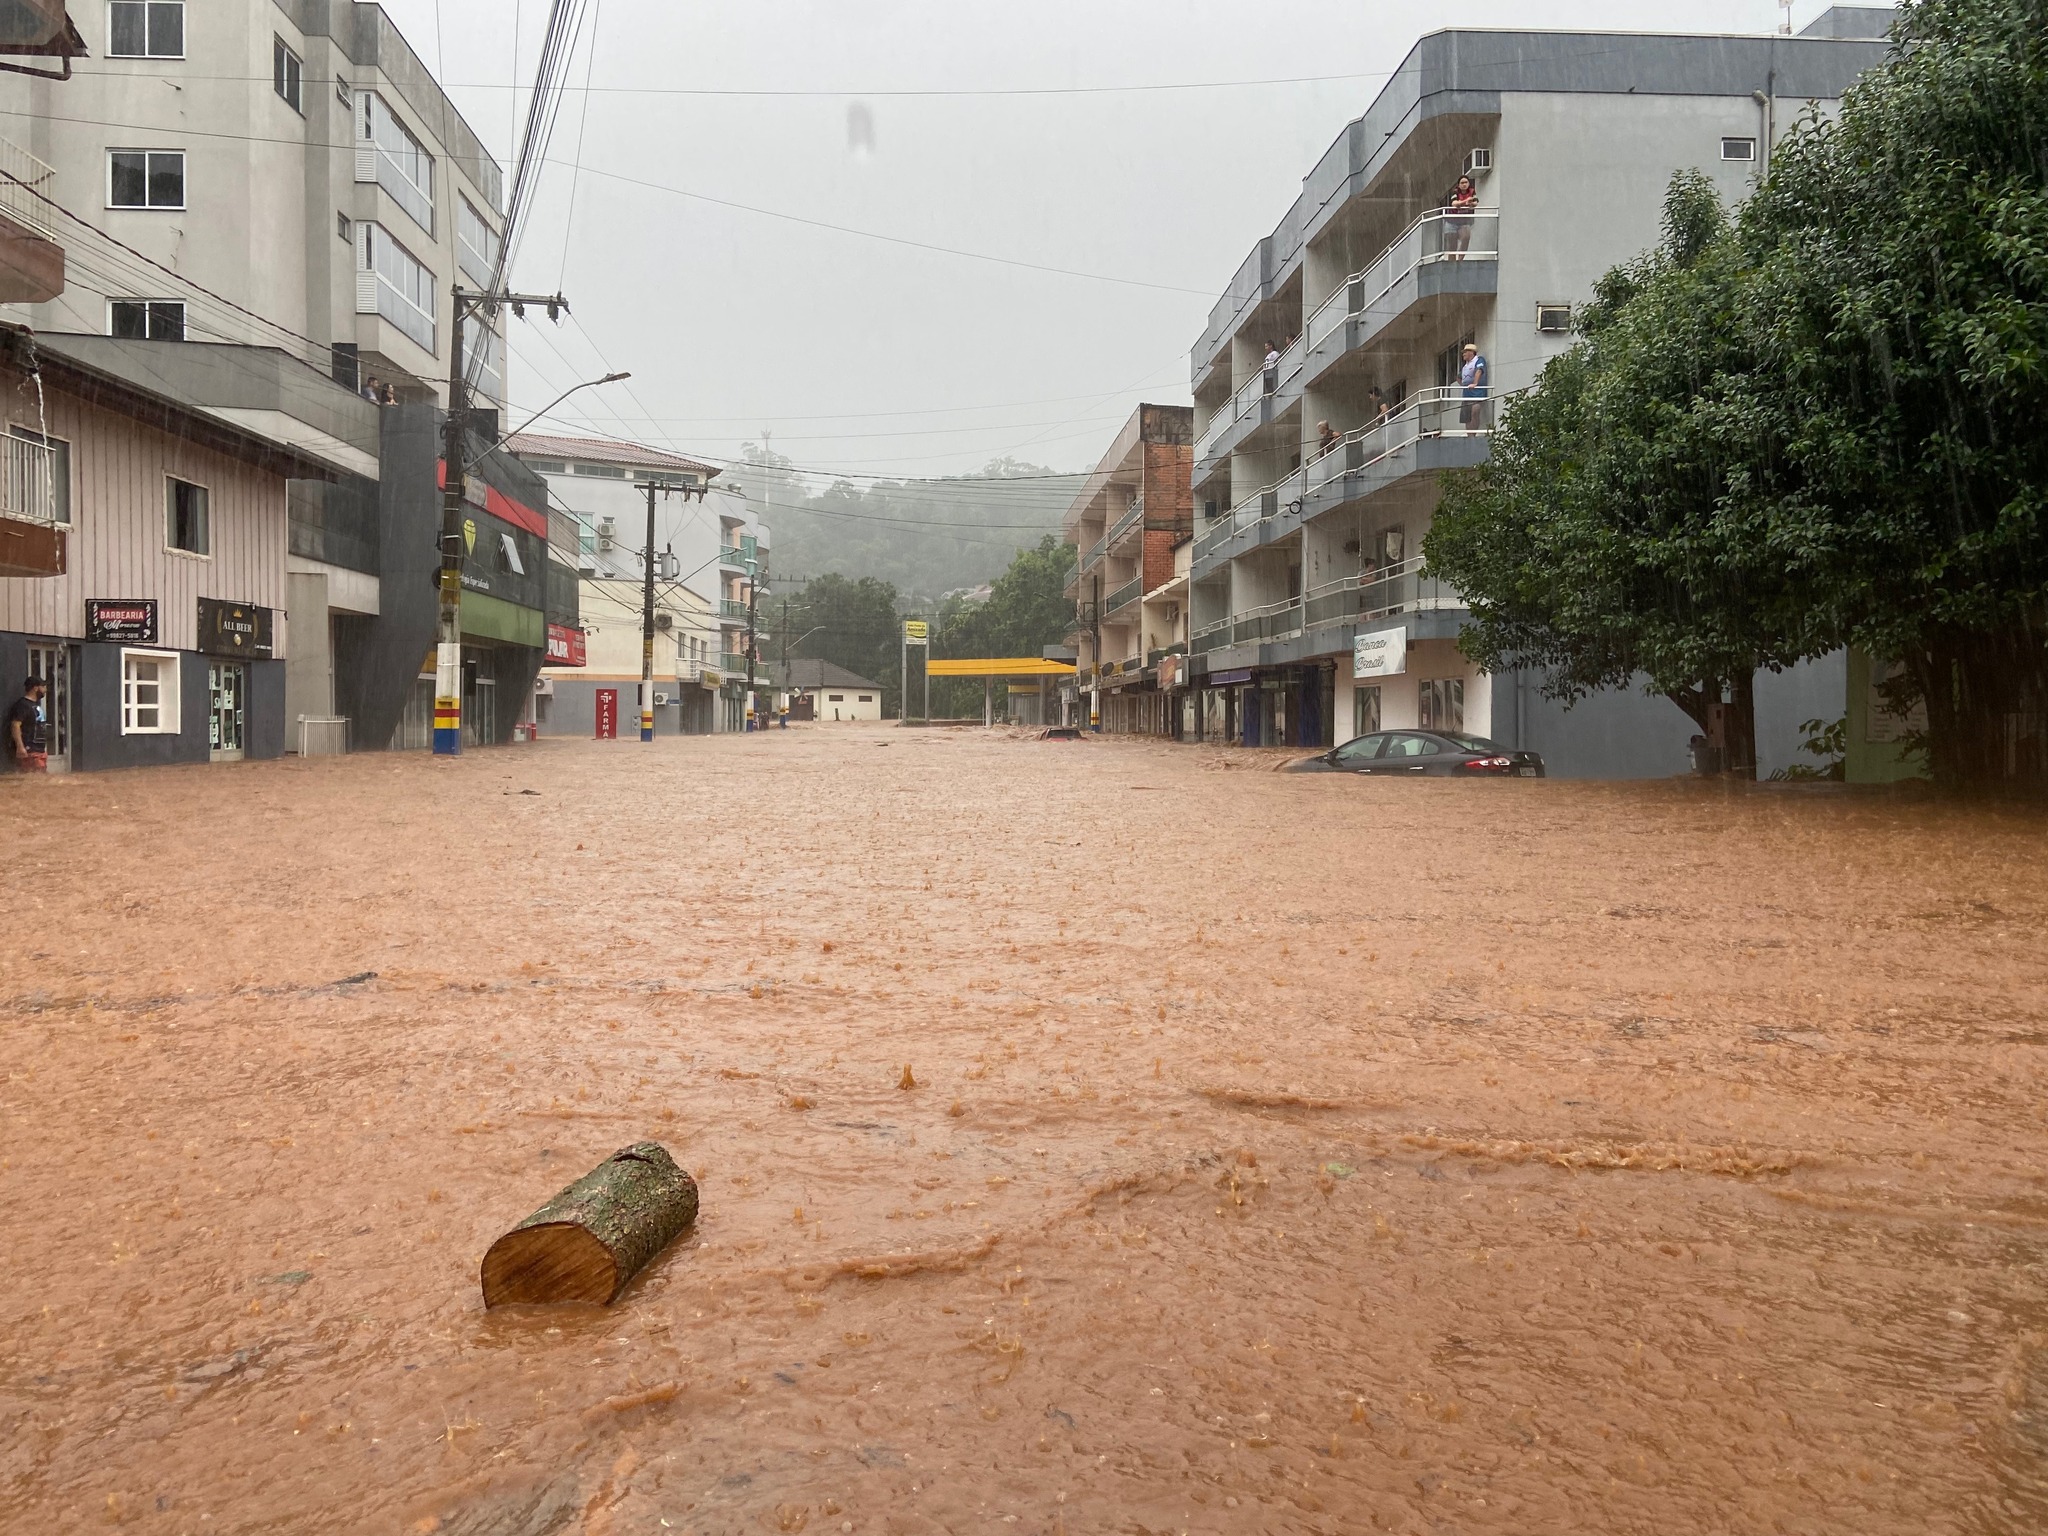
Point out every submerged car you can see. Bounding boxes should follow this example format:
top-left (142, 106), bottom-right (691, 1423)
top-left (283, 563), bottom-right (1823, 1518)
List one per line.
top-left (1289, 730), bottom-right (1546, 777)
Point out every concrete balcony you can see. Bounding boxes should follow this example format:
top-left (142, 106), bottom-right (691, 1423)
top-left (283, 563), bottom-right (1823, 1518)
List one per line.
top-left (0, 136), bottom-right (64, 306)
top-left (1192, 388), bottom-right (1493, 578)
top-left (1192, 557), bottom-right (1463, 669)
top-left (1104, 495), bottom-right (1144, 557)
top-left (719, 598), bottom-right (751, 622)
top-left (1193, 333), bottom-right (1307, 482)
top-left (1303, 209), bottom-right (1498, 392)
top-left (1104, 575), bottom-right (1144, 616)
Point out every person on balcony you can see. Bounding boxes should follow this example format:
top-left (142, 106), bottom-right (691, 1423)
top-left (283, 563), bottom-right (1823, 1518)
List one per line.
top-left (1366, 386), bottom-right (1389, 427)
top-left (1458, 343), bottom-right (1489, 428)
top-left (1263, 340), bottom-right (1280, 394)
top-left (1316, 420), bottom-right (1339, 457)
top-left (1444, 174), bottom-right (1479, 260)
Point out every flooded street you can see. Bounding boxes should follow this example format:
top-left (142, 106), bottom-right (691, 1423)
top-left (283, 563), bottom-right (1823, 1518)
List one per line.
top-left (6, 726), bottom-right (2048, 1535)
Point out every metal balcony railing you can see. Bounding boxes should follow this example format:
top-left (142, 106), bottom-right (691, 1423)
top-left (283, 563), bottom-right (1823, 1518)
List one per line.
top-left (1305, 208), bottom-right (1500, 351)
top-left (1105, 576), bottom-right (1143, 613)
top-left (719, 652), bottom-right (752, 675)
top-left (719, 598), bottom-right (750, 621)
top-left (1106, 496), bottom-right (1144, 550)
top-left (1083, 532), bottom-right (1108, 569)
top-left (718, 544), bottom-right (749, 567)
top-left (1146, 644), bottom-right (1187, 666)
top-left (1307, 388), bottom-right (1496, 496)
top-left (1195, 333), bottom-right (1308, 459)
top-left (2, 434), bottom-right (57, 525)
top-left (0, 137), bottom-right (57, 241)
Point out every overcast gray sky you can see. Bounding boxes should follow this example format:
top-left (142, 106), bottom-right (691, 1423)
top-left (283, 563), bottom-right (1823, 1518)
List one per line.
top-left (381, 0), bottom-right (1834, 482)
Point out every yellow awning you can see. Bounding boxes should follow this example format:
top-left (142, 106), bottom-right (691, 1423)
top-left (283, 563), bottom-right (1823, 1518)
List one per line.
top-left (923, 658), bottom-right (1077, 678)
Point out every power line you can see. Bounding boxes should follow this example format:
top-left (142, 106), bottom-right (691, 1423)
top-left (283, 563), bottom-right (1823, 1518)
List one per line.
top-left (0, 107), bottom-right (1215, 298)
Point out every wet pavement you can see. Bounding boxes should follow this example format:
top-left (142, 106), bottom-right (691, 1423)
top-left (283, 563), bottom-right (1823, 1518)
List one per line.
top-left (4, 724), bottom-right (2048, 1534)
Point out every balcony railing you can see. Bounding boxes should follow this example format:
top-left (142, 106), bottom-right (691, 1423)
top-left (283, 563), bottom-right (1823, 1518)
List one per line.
top-left (0, 137), bottom-right (57, 241)
top-left (1303, 557), bottom-right (1461, 628)
top-left (1305, 208), bottom-right (1501, 351)
top-left (719, 598), bottom-right (750, 622)
top-left (2, 434), bottom-right (57, 525)
top-left (1082, 531), bottom-right (1108, 569)
top-left (1106, 496), bottom-right (1144, 550)
top-left (718, 544), bottom-right (750, 567)
top-left (1194, 333), bottom-right (1308, 459)
top-left (1105, 576), bottom-right (1143, 613)
top-left (720, 652), bottom-right (751, 675)
top-left (1192, 466), bottom-right (1309, 562)
top-left (1307, 387), bottom-right (1496, 496)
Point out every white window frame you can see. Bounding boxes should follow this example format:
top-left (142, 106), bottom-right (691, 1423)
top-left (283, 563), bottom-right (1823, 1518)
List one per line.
top-left (108, 298), bottom-right (186, 340)
top-left (499, 531), bottom-right (525, 576)
top-left (357, 91), bottom-right (435, 235)
top-left (121, 648), bottom-right (181, 734)
top-left (107, 0), bottom-right (184, 60)
top-left (457, 196), bottom-right (499, 289)
top-left (1721, 136), bottom-right (1758, 162)
top-left (164, 473), bottom-right (209, 557)
top-left (274, 36), bottom-right (303, 114)
top-left (8, 423), bottom-right (71, 525)
top-left (357, 221), bottom-right (438, 354)
top-left (107, 148), bottom-right (185, 210)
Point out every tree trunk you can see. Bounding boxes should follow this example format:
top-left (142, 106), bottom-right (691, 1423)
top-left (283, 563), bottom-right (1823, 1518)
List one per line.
top-left (1723, 670), bottom-right (1758, 781)
top-left (1912, 621), bottom-right (2048, 794)
top-left (481, 1142), bottom-right (699, 1307)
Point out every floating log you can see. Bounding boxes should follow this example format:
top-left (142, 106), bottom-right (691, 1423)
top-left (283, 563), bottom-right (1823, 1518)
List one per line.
top-left (481, 1142), bottom-right (698, 1307)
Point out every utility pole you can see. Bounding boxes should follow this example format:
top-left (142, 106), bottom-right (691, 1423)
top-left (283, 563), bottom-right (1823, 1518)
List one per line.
top-left (636, 475), bottom-right (706, 743)
top-left (742, 555), bottom-right (762, 729)
top-left (434, 284), bottom-right (572, 756)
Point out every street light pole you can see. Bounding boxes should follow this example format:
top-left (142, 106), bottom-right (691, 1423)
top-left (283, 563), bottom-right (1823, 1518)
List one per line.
top-left (639, 477), bottom-right (660, 743)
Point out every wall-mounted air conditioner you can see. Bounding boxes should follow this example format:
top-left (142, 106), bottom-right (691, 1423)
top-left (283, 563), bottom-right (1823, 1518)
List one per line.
top-left (1536, 302), bottom-right (1573, 335)
top-left (1465, 147), bottom-right (1492, 176)
top-left (654, 611), bottom-right (673, 630)
top-left (653, 692), bottom-right (671, 706)
top-left (597, 516), bottom-right (616, 551)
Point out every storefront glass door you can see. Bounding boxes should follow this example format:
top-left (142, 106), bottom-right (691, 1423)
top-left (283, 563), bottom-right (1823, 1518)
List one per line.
top-left (25, 642), bottom-right (72, 771)
top-left (209, 661), bottom-right (245, 761)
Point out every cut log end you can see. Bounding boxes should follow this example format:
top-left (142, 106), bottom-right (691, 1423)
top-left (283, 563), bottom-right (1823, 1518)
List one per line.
top-left (480, 1141), bottom-right (699, 1308)
top-left (481, 1222), bottom-right (619, 1307)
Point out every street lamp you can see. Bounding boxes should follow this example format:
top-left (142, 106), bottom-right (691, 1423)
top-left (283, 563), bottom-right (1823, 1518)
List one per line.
top-left (467, 371), bottom-right (631, 468)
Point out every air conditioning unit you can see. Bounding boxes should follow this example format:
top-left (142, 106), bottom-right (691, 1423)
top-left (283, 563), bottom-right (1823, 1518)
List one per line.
top-left (654, 611), bottom-right (673, 630)
top-left (597, 517), bottom-right (616, 551)
top-left (1536, 302), bottom-right (1573, 335)
top-left (534, 677), bottom-right (555, 696)
top-left (1465, 147), bottom-right (1492, 175)
top-left (653, 691), bottom-right (671, 706)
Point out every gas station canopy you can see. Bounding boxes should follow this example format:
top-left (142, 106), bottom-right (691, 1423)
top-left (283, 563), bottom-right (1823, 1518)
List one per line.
top-left (922, 658), bottom-right (1077, 678)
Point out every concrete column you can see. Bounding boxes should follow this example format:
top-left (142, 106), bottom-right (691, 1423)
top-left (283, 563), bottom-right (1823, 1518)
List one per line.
top-left (283, 570), bottom-right (332, 753)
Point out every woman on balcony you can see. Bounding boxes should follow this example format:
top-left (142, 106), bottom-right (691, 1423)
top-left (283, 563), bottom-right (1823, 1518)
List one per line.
top-left (1443, 174), bottom-right (1479, 261)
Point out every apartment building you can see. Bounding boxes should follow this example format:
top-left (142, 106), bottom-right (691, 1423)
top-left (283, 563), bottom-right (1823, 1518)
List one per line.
top-left (513, 432), bottom-right (773, 735)
top-left (0, 0), bottom-right (508, 407)
top-left (1061, 402), bottom-right (1192, 735)
top-left (1184, 9), bottom-right (1892, 772)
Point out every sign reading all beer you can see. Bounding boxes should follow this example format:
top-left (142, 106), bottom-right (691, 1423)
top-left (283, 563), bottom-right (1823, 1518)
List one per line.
top-left (197, 598), bottom-right (273, 659)
top-left (86, 598), bottom-right (157, 644)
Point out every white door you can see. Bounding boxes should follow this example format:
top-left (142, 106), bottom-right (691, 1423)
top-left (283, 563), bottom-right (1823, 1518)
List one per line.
top-left (25, 642), bottom-right (71, 772)
top-left (209, 661), bottom-right (246, 762)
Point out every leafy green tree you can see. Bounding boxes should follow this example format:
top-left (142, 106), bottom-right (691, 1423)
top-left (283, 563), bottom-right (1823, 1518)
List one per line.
top-left (1728, 0), bottom-right (2048, 789)
top-left (1427, 173), bottom-right (1809, 774)
top-left (927, 536), bottom-right (1077, 716)
top-left (782, 573), bottom-right (903, 716)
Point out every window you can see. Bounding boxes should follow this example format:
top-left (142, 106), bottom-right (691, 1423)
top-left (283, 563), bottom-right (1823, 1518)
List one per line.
top-left (1353, 685), bottom-right (1380, 738)
top-left (463, 324), bottom-right (503, 403)
top-left (359, 92), bottom-right (434, 233)
top-left (526, 459), bottom-right (568, 474)
top-left (108, 1), bottom-right (182, 58)
top-left (336, 211), bottom-right (351, 243)
top-left (121, 650), bottom-right (180, 733)
top-left (859, 694), bottom-right (873, 703)
top-left (572, 463), bottom-right (626, 478)
top-left (498, 532), bottom-right (525, 576)
top-left (108, 149), bottom-right (184, 209)
top-left (1721, 136), bottom-right (1757, 162)
top-left (360, 222), bottom-right (436, 352)
top-left (8, 425), bottom-right (70, 525)
top-left (165, 476), bottom-right (208, 554)
top-left (273, 37), bottom-right (303, 113)
top-left (458, 197), bottom-right (499, 288)
top-left (335, 73), bottom-right (351, 107)
top-left (109, 299), bottom-right (185, 340)
top-left (828, 694), bottom-right (845, 703)
top-left (1419, 678), bottom-right (1464, 732)
top-left (1383, 733), bottom-right (1442, 758)
top-left (1333, 731), bottom-right (1386, 766)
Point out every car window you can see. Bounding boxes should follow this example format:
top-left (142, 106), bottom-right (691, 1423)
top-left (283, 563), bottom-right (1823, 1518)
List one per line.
top-left (1443, 732), bottom-right (1503, 754)
top-left (1333, 733), bottom-right (1387, 763)
top-left (1384, 733), bottom-right (1441, 758)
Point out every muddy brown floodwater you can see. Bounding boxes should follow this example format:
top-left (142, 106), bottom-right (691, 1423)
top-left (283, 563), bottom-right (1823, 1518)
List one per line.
top-left (5, 727), bottom-right (2048, 1535)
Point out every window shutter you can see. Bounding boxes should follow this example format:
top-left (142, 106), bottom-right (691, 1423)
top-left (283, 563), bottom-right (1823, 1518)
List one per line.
top-left (353, 94), bottom-right (377, 183)
top-left (354, 221), bottom-right (377, 314)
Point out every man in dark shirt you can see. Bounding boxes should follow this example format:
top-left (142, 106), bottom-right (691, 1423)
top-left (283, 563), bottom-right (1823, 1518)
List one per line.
top-left (6, 675), bottom-right (46, 770)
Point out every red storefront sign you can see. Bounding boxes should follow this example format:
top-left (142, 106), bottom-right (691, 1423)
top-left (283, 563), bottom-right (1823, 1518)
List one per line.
top-left (546, 622), bottom-right (586, 666)
top-left (594, 688), bottom-right (619, 740)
